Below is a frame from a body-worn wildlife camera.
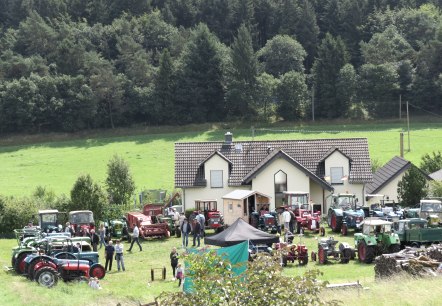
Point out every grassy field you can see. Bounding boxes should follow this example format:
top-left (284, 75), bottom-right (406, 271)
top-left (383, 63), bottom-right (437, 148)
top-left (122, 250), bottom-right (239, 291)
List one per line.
top-left (2, 228), bottom-right (442, 306)
top-left (1, 119), bottom-right (442, 197)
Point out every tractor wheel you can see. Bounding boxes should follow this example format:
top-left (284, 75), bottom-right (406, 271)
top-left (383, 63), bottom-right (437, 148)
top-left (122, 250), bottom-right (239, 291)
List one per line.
top-left (294, 221), bottom-right (301, 234)
top-left (299, 255), bottom-right (308, 266)
top-left (14, 252), bottom-right (30, 275)
top-left (358, 241), bottom-right (375, 264)
top-left (27, 258), bottom-right (44, 281)
top-left (341, 223), bottom-right (348, 236)
top-left (340, 249), bottom-right (351, 264)
top-left (411, 242), bottom-right (420, 248)
top-left (311, 251), bottom-right (317, 262)
top-left (388, 244), bottom-right (400, 254)
top-left (319, 227), bottom-right (325, 237)
top-left (318, 247), bottom-right (327, 264)
top-left (330, 212), bottom-right (341, 233)
top-left (89, 264), bottom-right (106, 279)
top-left (36, 266), bottom-right (58, 288)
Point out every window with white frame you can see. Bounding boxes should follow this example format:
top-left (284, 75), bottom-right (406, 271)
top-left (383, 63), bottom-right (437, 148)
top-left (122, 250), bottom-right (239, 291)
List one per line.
top-left (330, 167), bottom-right (344, 184)
top-left (210, 170), bottom-right (223, 188)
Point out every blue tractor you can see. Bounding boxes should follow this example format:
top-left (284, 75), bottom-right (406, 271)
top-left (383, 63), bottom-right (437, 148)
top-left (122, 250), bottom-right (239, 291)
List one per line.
top-left (327, 193), bottom-right (365, 235)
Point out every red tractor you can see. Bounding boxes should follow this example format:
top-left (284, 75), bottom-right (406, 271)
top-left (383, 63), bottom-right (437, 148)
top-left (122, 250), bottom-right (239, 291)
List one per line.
top-left (126, 212), bottom-right (170, 239)
top-left (283, 191), bottom-right (324, 235)
top-left (69, 210), bottom-right (95, 236)
top-left (274, 240), bottom-right (309, 266)
top-left (193, 200), bottom-right (224, 233)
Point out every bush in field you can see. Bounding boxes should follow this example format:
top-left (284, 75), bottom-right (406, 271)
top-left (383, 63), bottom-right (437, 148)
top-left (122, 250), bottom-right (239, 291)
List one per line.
top-left (0, 196), bottom-right (40, 234)
top-left (106, 155), bottom-right (136, 206)
top-left (156, 250), bottom-right (338, 306)
top-left (70, 174), bottom-right (107, 221)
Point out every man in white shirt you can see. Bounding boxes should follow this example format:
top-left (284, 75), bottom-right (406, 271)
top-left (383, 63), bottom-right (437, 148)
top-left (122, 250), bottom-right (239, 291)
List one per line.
top-left (127, 223), bottom-right (142, 252)
top-left (282, 208), bottom-right (291, 231)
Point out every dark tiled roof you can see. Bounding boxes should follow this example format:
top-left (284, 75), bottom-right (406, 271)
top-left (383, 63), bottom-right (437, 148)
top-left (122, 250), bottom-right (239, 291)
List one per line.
top-left (175, 138), bottom-right (373, 188)
top-left (365, 156), bottom-right (411, 194)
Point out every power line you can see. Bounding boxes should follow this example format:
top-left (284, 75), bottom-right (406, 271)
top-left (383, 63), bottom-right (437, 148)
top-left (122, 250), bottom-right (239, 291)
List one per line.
top-left (407, 102), bottom-right (442, 118)
top-left (254, 128), bottom-right (403, 134)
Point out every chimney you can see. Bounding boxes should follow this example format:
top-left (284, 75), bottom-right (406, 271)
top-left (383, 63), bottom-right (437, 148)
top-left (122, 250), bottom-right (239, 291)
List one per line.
top-left (224, 132), bottom-right (233, 144)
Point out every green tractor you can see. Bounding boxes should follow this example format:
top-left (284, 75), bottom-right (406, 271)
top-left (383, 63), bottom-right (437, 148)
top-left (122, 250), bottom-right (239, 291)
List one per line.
top-left (354, 218), bottom-right (401, 264)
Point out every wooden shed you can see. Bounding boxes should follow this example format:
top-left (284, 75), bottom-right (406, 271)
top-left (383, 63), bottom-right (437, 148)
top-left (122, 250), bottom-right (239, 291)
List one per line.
top-left (222, 190), bottom-right (271, 226)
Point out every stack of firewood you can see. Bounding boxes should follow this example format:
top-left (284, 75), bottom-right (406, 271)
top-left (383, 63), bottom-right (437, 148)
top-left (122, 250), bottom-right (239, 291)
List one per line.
top-left (374, 245), bottom-right (442, 278)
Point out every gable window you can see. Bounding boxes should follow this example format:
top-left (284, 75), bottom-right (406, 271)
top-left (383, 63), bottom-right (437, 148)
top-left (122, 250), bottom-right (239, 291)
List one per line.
top-left (330, 167), bottom-right (344, 184)
top-left (210, 170), bottom-right (223, 188)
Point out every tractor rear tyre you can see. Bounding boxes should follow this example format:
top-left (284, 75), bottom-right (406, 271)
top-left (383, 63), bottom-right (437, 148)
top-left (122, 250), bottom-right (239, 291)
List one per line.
top-left (27, 257), bottom-right (45, 280)
top-left (14, 252), bottom-right (30, 275)
top-left (340, 248), bottom-right (351, 264)
top-left (319, 227), bottom-right (325, 237)
top-left (36, 266), bottom-right (58, 288)
top-left (341, 223), bottom-right (348, 236)
top-left (311, 251), bottom-right (317, 262)
top-left (358, 241), bottom-right (375, 264)
top-left (318, 247), bottom-right (327, 264)
top-left (90, 264), bottom-right (106, 279)
top-left (388, 244), bottom-right (400, 254)
top-left (330, 212), bottom-right (341, 233)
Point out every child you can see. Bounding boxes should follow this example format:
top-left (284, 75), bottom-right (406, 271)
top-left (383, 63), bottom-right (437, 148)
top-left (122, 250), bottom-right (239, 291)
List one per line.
top-left (175, 263), bottom-right (184, 287)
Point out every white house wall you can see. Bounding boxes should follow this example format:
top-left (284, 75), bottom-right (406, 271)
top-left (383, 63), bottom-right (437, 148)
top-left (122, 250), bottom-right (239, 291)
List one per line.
top-left (323, 151), bottom-right (365, 209)
top-left (366, 173), bottom-right (405, 206)
top-left (183, 154), bottom-right (250, 214)
top-left (251, 157), bottom-right (310, 210)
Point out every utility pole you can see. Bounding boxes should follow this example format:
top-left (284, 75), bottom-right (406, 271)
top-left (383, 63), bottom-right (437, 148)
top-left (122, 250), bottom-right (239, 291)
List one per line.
top-left (311, 84), bottom-right (315, 122)
top-left (399, 94), bottom-right (402, 119)
top-left (400, 132), bottom-right (404, 157)
top-left (406, 101), bottom-right (410, 152)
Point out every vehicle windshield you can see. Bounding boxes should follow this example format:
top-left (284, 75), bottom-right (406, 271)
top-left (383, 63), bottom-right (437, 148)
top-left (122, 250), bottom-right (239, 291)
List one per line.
top-left (41, 214), bottom-right (57, 224)
top-left (70, 212), bottom-right (94, 224)
top-left (336, 196), bottom-right (355, 208)
top-left (421, 202), bottom-right (442, 212)
top-left (287, 194), bottom-right (309, 207)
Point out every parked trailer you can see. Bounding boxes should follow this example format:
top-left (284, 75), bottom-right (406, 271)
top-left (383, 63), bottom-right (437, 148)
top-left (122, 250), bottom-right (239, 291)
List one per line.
top-left (393, 218), bottom-right (442, 248)
top-left (126, 212), bottom-right (169, 239)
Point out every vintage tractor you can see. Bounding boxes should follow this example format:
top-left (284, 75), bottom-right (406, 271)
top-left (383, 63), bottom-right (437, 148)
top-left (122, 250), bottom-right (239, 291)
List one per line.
top-left (37, 210), bottom-right (64, 233)
top-left (103, 218), bottom-right (128, 240)
top-left (126, 212), bottom-right (170, 239)
top-left (194, 200), bottom-right (224, 233)
top-left (250, 211), bottom-right (278, 233)
top-left (143, 204), bottom-right (181, 237)
top-left (68, 210), bottom-right (95, 236)
top-left (283, 191), bottom-right (323, 235)
top-left (393, 218), bottom-right (442, 248)
top-left (274, 235), bottom-right (309, 266)
top-left (248, 241), bottom-right (273, 261)
top-left (311, 237), bottom-right (353, 264)
top-left (32, 256), bottom-right (105, 288)
top-left (354, 218), bottom-right (401, 264)
top-left (327, 193), bottom-right (365, 235)
top-left (22, 236), bottom-right (95, 280)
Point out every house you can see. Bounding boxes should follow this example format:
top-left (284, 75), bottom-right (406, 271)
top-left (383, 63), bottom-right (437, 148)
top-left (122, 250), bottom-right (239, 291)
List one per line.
top-left (175, 132), bottom-right (373, 217)
top-left (365, 156), bottom-right (432, 206)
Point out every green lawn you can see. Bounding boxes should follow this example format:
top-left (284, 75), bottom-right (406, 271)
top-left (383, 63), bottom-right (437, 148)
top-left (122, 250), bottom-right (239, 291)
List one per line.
top-left (1, 119), bottom-right (442, 197)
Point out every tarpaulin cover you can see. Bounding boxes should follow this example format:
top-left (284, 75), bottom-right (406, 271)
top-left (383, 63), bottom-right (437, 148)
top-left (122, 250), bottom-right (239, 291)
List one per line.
top-left (183, 240), bottom-right (249, 293)
top-left (204, 218), bottom-right (279, 247)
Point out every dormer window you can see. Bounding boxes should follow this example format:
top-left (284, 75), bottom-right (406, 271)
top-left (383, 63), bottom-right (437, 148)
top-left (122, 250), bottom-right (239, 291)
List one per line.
top-left (210, 170), bottom-right (223, 188)
top-left (330, 167), bottom-right (344, 184)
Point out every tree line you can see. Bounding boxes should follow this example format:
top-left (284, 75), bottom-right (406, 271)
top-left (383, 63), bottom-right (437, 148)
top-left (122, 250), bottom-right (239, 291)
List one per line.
top-left (0, 0), bottom-right (441, 133)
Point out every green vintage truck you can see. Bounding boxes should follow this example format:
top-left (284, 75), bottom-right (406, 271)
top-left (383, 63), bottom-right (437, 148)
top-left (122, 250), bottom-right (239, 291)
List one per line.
top-left (393, 218), bottom-right (442, 248)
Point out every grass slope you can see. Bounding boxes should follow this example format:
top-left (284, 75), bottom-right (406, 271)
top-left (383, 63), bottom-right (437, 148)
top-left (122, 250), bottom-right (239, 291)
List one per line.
top-left (1, 120), bottom-right (441, 197)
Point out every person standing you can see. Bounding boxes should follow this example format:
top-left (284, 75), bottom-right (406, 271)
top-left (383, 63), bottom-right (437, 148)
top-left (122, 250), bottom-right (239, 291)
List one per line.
top-left (104, 240), bottom-right (115, 272)
top-left (90, 229), bottom-right (100, 252)
top-left (197, 211), bottom-right (206, 237)
top-left (115, 240), bottom-right (125, 272)
top-left (282, 208), bottom-right (291, 231)
top-left (175, 263), bottom-right (184, 287)
top-left (99, 224), bottom-right (107, 249)
top-left (127, 223), bottom-right (142, 252)
top-left (192, 219), bottom-right (201, 247)
top-left (170, 247), bottom-right (179, 280)
top-left (181, 217), bottom-right (191, 248)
